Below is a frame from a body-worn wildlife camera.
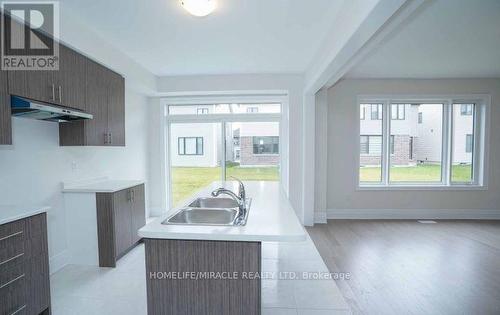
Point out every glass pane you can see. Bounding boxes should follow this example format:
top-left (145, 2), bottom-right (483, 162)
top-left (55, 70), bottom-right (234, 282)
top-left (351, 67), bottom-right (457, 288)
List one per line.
top-left (168, 103), bottom-right (281, 115)
top-left (390, 104), bottom-right (443, 182)
top-left (225, 122), bottom-right (280, 181)
top-left (170, 123), bottom-right (221, 207)
top-left (452, 104), bottom-right (474, 182)
top-left (360, 104), bottom-right (383, 183)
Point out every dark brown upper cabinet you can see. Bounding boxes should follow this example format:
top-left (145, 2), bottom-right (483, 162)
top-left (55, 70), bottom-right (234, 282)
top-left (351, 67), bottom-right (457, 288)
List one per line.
top-left (59, 60), bottom-right (125, 146)
top-left (58, 44), bottom-right (87, 111)
top-left (1, 11), bottom-right (125, 147)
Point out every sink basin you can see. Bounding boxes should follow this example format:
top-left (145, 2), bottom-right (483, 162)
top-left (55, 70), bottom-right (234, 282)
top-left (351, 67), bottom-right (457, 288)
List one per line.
top-left (164, 208), bottom-right (238, 225)
top-left (163, 198), bottom-right (252, 226)
top-left (188, 197), bottom-right (239, 208)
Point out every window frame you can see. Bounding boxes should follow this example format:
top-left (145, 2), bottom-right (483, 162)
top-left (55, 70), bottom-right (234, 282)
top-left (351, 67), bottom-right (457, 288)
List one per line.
top-left (357, 95), bottom-right (490, 190)
top-left (162, 93), bottom-right (288, 210)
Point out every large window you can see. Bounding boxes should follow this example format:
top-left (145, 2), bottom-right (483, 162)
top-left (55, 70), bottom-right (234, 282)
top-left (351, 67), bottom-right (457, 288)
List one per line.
top-left (359, 99), bottom-right (487, 187)
top-left (168, 103), bottom-right (282, 207)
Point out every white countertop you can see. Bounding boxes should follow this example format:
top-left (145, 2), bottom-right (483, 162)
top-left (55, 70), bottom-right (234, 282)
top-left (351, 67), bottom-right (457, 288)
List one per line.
top-left (62, 180), bottom-right (144, 193)
top-left (138, 181), bottom-right (306, 242)
top-left (0, 205), bottom-right (50, 225)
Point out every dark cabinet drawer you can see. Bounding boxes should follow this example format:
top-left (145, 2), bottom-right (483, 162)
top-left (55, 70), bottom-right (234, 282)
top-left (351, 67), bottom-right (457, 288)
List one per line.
top-left (0, 220), bottom-right (25, 267)
top-left (0, 213), bottom-right (50, 315)
top-left (0, 266), bottom-right (26, 315)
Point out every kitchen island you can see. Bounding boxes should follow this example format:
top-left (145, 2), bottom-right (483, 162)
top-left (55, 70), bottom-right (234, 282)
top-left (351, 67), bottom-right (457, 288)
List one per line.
top-left (138, 181), bottom-right (305, 315)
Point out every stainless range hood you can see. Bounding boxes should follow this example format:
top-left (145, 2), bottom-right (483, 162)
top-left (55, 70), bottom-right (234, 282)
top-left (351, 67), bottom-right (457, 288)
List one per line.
top-left (11, 96), bottom-right (93, 122)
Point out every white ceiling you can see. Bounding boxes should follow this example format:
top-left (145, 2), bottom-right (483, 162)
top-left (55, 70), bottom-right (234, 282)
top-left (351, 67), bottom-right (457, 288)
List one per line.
top-left (346, 0), bottom-right (500, 79)
top-left (59, 0), bottom-right (344, 76)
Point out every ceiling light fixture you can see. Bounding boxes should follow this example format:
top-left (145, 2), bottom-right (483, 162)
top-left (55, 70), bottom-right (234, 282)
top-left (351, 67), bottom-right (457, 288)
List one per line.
top-left (180, 0), bottom-right (216, 17)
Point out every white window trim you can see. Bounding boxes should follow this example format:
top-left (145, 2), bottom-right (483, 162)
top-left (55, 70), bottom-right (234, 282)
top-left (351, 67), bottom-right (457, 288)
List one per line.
top-left (356, 94), bottom-right (490, 191)
top-left (161, 92), bottom-right (289, 209)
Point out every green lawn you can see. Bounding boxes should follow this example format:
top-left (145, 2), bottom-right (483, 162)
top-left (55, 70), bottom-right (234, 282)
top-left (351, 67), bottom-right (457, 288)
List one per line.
top-left (360, 164), bottom-right (472, 183)
top-left (172, 165), bottom-right (279, 206)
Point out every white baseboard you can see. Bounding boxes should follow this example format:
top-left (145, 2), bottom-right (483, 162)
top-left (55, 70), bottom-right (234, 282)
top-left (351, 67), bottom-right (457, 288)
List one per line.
top-left (314, 211), bottom-right (327, 224)
top-left (327, 208), bottom-right (500, 220)
top-left (49, 250), bottom-right (69, 275)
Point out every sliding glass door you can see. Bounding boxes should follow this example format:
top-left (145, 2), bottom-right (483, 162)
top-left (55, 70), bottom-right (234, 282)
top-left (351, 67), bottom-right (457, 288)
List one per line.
top-left (167, 103), bottom-right (282, 208)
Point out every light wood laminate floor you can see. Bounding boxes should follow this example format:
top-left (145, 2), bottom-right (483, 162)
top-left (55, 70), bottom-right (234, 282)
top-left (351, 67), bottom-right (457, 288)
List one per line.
top-left (307, 220), bottom-right (500, 315)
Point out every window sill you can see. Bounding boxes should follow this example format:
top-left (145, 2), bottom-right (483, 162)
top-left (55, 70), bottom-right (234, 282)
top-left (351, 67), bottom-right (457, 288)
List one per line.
top-left (357, 184), bottom-right (487, 191)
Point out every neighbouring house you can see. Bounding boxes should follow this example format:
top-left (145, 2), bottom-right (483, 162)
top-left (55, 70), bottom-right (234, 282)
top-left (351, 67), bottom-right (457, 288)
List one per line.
top-left (360, 104), bottom-right (474, 167)
top-left (169, 104), bottom-right (280, 167)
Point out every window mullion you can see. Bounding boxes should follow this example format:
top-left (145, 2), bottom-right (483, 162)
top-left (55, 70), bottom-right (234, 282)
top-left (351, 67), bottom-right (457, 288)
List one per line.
top-left (221, 121), bottom-right (226, 181)
top-left (442, 101), bottom-right (452, 186)
top-left (382, 101), bottom-right (390, 185)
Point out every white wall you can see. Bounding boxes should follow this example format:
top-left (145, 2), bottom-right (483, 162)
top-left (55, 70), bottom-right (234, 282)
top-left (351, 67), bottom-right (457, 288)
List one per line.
top-left (149, 74), bottom-right (304, 219)
top-left (0, 10), bottom-right (153, 272)
top-left (322, 78), bottom-right (500, 213)
top-left (0, 89), bottom-right (149, 271)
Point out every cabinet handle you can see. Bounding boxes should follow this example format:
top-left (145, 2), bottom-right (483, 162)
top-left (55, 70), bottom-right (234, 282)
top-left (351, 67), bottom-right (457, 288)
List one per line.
top-left (50, 84), bottom-right (55, 101)
top-left (0, 273), bottom-right (25, 289)
top-left (0, 230), bottom-right (23, 242)
top-left (10, 304), bottom-right (26, 315)
top-left (0, 253), bottom-right (24, 266)
top-left (131, 189), bottom-right (135, 203)
top-left (58, 85), bottom-right (63, 102)
top-left (109, 133), bottom-right (112, 144)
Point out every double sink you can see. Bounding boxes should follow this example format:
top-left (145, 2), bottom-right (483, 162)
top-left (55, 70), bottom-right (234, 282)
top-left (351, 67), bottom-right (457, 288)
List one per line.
top-left (162, 197), bottom-right (252, 226)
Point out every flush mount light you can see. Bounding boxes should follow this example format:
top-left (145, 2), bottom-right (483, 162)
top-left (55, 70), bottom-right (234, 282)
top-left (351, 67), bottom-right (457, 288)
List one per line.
top-left (180, 0), bottom-right (216, 17)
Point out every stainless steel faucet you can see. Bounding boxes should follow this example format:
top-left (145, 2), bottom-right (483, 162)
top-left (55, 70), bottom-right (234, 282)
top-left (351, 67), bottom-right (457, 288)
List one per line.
top-left (211, 176), bottom-right (247, 216)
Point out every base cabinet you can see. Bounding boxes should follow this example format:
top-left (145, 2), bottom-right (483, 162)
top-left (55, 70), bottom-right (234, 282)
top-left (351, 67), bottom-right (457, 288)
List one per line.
top-left (145, 239), bottom-right (261, 315)
top-left (96, 184), bottom-right (145, 267)
top-left (0, 213), bottom-right (51, 315)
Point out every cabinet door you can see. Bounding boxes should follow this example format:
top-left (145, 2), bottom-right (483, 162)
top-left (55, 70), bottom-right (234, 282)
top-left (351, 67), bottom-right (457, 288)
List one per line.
top-left (57, 45), bottom-right (87, 110)
top-left (8, 67), bottom-right (56, 104)
top-left (85, 60), bottom-right (109, 145)
top-left (0, 69), bottom-right (10, 144)
top-left (6, 18), bottom-right (57, 104)
top-left (131, 184), bottom-right (146, 244)
top-left (107, 72), bottom-right (125, 146)
top-left (113, 189), bottom-right (132, 258)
